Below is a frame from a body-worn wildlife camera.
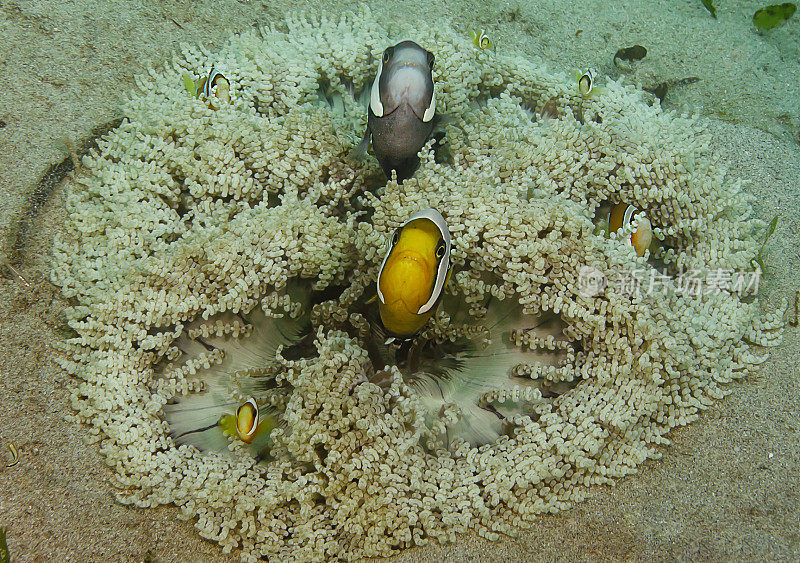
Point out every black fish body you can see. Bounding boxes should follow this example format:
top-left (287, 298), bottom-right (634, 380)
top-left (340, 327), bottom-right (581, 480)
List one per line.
top-left (368, 104), bottom-right (435, 182)
top-left (360, 40), bottom-right (439, 183)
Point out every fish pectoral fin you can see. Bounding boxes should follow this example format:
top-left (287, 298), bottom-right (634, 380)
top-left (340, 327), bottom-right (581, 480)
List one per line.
top-left (348, 126), bottom-right (371, 161)
top-left (431, 112), bottom-right (451, 132)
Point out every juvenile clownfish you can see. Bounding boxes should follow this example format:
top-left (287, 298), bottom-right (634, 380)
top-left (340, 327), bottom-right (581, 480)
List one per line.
top-left (201, 67), bottom-right (229, 100)
top-left (578, 68), bottom-right (597, 96)
top-left (377, 208), bottom-right (452, 338)
top-left (219, 397), bottom-right (274, 444)
top-left (234, 398), bottom-right (259, 443)
top-left (184, 66), bottom-right (230, 106)
top-left (353, 40), bottom-right (441, 183)
top-left (609, 203), bottom-right (653, 257)
top-left (470, 29), bottom-right (493, 50)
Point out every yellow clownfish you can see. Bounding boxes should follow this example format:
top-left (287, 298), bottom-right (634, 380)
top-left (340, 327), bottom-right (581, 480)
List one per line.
top-left (578, 68), bottom-right (597, 96)
top-left (470, 29), bottom-right (493, 50)
top-left (377, 208), bottom-right (452, 338)
top-left (184, 66), bottom-right (230, 106)
top-left (219, 397), bottom-right (274, 444)
top-left (201, 66), bottom-right (229, 102)
top-left (609, 203), bottom-right (653, 257)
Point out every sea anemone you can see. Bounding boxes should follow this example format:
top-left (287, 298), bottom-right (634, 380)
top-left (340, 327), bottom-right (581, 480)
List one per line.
top-left (51, 9), bottom-right (783, 560)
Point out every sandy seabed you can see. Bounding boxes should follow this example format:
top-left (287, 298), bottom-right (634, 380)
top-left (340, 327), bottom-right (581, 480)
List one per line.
top-left (0, 0), bottom-right (798, 560)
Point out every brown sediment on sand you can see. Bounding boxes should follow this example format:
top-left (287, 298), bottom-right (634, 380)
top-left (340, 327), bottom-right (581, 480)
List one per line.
top-left (6, 118), bottom-right (123, 268)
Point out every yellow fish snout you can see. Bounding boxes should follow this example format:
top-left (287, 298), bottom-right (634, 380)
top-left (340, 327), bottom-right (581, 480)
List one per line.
top-left (380, 252), bottom-right (435, 309)
top-left (377, 209), bottom-right (451, 338)
top-left (379, 255), bottom-right (436, 336)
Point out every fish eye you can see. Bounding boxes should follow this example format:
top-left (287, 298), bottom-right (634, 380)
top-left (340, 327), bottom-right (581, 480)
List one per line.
top-left (383, 48), bottom-right (392, 64)
top-left (481, 37), bottom-right (490, 49)
top-left (391, 229), bottom-right (400, 246)
top-left (426, 52), bottom-right (435, 69)
top-left (435, 239), bottom-right (446, 259)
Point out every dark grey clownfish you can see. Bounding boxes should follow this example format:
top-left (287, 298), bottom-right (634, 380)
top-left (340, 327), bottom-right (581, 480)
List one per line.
top-left (354, 40), bottom-right (441, 183)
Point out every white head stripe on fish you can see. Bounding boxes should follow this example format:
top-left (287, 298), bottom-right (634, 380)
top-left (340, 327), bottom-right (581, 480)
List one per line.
top-left (414, 208), bottom-right (450, 313)
top-left (203, 66), bottom-right (226, 98)
top-left (370, 59), bottom-right (385, 117)
top-left (422, 87), bottom-right (436, 123)
top-left (623, 204), bottom-right (636, 228)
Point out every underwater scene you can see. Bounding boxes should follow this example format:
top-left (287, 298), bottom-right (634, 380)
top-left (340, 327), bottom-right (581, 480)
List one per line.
top-left (0, 1), bottom-right (798, 561)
